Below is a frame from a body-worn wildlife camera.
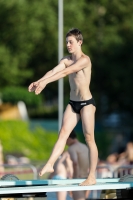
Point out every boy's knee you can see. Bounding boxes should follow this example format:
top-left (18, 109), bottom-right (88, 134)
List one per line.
top-left (85, 133), bottom-right (94, 144)
top-left (85, 137), bottom-right (91, 144)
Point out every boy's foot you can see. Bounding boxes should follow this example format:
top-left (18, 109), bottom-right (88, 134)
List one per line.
top-left (79, 176), bottom-right (96, 186)
top-left (39, 163), bottom-right (54, 176)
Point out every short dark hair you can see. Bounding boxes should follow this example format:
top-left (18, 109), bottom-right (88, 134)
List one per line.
top-left (69, 130), bottom-right (77, 139)
top-left (66, 28), bottom-right (83, 42)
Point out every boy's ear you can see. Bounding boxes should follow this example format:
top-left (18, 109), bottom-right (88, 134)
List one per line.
top-left (79, 40), bottom-right (82, 46)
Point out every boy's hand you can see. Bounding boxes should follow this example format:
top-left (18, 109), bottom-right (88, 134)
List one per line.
top-left (35, 81), bottom-right (47, 95)
top-left (28, 81), bottom-right (38, 92)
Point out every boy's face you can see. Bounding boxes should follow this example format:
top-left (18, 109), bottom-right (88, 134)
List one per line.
top-left (66, 36), bottom-right (82, 54)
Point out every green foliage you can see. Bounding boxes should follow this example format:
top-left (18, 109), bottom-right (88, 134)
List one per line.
top-left (1, 86), bottom-right (43, 107)
top-left (95, 131), bottom-right (113, 160)
top-left (0, 0), bottom-right (133, 118)
top-left (0, 0), bottom-right (57, 86)
top-left (0, 120), bottom-right (112, 162)
top-left (0, 120), bottom-right (58, 161)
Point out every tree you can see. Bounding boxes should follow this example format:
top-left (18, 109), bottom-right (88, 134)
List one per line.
top-left (1, 0), bottom-right (133, 123)
top-left (0, 0), bottom-right (58, 87)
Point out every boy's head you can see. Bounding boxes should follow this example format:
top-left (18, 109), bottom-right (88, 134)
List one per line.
top-left (66, 28), bottom-right (83, 43)
top-left (66, 28), bottom-right (83, 53)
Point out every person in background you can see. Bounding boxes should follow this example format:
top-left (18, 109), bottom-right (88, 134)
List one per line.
top-left (66, 130), bottom-right (91, 200)
top-left (118, 141), bottom-right (133, 165)
top-left (48, 151), bottom-right (73, 200)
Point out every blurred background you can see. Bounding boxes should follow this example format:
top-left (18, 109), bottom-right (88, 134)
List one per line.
top-left (0, 0), bottom-right (133, 186)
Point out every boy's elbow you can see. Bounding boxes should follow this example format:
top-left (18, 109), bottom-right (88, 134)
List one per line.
top-left (64, 70), bottom-right (74, 76)
top-left (62, 68), bottom-right (74, 77)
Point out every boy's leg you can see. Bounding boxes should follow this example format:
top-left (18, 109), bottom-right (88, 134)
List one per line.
top-left (79, 104), bottom-right (98, 186)
top-left (39, 104), bottom-right (80, 176)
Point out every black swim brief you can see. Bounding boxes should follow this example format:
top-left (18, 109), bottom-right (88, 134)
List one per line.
top-left (69, 98), bottom-right (96, 114)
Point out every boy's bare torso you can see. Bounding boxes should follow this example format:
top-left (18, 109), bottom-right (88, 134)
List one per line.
top-left (63, 53), bottom-right (92, 101)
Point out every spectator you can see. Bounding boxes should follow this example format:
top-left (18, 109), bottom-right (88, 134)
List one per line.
top-left (66, 130), bottom-right (91, 200)
top-left (47, 151), bottom-right (73, 200)
top-left (118, 141), bottom-right (133, 165)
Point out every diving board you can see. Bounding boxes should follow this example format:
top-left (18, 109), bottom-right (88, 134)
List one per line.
top-left (0, 182), bottom-right (133, 193)
top-left (0, 174), bottom-right (133, 199)
top-left (0, 178), bottom-right (120, 187)
top-left (0, 180), bottom-right (133, 198)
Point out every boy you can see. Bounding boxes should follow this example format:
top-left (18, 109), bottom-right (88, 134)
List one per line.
top-left (28, 28), bottom-right (98, 186)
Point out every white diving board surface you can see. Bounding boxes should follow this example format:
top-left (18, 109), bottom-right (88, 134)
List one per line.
top-left (0, 178), bottom-right (119, 187)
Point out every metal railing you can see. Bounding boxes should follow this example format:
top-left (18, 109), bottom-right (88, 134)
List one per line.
top-left (0, 164), bottom-right (38, 179)
top-left (113, 165), bottom-right (133, 177)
